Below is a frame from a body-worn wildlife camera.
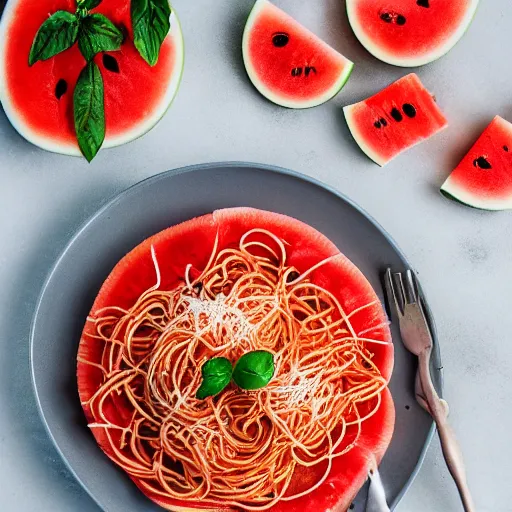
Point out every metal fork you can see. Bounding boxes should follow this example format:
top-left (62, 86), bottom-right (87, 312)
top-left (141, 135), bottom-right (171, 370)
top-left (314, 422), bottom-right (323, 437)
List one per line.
top-left (384, 269), bottom-right (475, 512)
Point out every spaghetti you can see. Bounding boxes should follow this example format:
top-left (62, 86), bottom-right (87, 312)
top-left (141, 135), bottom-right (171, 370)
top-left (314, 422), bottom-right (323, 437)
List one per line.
top-left (79, 228), bottom-right (390, 510)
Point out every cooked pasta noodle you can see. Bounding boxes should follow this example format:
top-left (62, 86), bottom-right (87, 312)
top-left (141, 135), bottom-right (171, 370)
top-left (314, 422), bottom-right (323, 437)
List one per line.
top-left (79, 228), bottom-right (389, 510)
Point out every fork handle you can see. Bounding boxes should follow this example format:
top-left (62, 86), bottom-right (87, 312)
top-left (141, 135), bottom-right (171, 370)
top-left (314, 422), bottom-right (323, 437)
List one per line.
top-left (418, 350), bottom-right (476, 512)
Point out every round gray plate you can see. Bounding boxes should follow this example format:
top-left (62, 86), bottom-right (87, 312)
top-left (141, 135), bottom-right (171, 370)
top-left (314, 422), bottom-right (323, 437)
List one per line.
top-left (30, 162), bottom-right (442, 512)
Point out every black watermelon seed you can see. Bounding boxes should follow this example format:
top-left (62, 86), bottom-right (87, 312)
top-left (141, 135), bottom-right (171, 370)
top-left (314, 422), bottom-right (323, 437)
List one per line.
top-left (349, 505), bottom-right (355, 510)
top-left (305, 66), bottom-right (317, 77)
top-left (375, 118), bottom-right (388, 128)
top-left (473, 156), bottom-right (492, 169)
top-left (417, 0), bottom-right (430, 7)
top-left (380, 12), bottom-right (393, 23)
top-left (396, 14), bottom-right (407, 25)
top-left (391, 108), bottom-right (403, 122)
top-left (291, 67), bottom-right (303, 77)
top-left (504, 145), bottom-right (509, 152)
top-left (403, 103), bottom-right (417, 118)
top-left (103, 54), bottom-right (120, 73)
top-left (272, 32), bottom-right (289, 48)
top-left (405, 405), bottom-right (411, 410)
top-left (55, 79), bottom-right (67, 99)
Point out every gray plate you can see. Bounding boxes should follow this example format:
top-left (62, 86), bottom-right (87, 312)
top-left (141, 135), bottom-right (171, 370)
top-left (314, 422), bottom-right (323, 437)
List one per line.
top-left (30, 162), bottom-right (442, 512)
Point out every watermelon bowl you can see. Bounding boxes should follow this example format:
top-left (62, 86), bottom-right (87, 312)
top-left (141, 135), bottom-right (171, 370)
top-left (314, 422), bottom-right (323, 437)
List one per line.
top-left (30, 163), bottom-right (443, 512)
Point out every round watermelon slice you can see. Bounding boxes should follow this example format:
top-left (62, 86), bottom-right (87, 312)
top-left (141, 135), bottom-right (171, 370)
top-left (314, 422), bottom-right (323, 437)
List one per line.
top-left (242, 0), bottom-right (354, 109)
top-left (346, 0), bottom-right (479, 67)
top-left (77, 207), bottom-right (395, 512)
top-left (344, 73), bottom-right (448, 166)
top-left (0, 0), bottom-right (184, 157)
top-left (441, 116), bottom-right (512, 211)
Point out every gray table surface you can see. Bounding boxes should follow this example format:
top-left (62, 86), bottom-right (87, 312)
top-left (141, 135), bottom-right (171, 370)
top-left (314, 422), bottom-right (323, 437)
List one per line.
top-left (1, 0), bottom-right (511, 511)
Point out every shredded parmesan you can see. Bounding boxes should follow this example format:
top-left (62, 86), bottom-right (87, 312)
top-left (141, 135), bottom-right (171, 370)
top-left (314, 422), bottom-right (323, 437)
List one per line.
top-left (183, 294), bottom-right (255, 343)
top-left (272, 367), bottom-right (324, 408)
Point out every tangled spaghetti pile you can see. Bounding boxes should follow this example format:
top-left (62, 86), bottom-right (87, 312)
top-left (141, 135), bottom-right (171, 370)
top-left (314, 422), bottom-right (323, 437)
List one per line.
top-left (79, 229), bottom-right (389, 510)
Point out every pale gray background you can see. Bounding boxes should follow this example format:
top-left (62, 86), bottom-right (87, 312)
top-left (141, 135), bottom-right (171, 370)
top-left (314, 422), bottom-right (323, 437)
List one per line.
top-left (0, 0), bottom-right (510, 511)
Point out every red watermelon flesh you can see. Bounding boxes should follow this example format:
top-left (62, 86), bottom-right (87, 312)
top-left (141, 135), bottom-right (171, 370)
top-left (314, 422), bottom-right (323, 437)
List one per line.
top-left (242, 0), bottom-right (354, 109)
top-left (0, 0), bottom-right (184, 155)
top-left (77, 207), bottom-right (394, 512)
top-left (344, 73), bottom-right (448, 166)
top-left (347, 0), bottom-right (479, 67)
top-left (441, 116), bottom-right (512, 211)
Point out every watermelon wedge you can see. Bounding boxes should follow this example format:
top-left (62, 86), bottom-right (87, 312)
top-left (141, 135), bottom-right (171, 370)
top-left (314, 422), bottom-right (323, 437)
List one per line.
top-left (346, 0), bottom-right (479, 67)
top-left (344, 73), bottom-right (448, 166)
top-left (242, 0), bottom-right (354, 109)
top-left (0, 0), bottom-right (184, 157)
top-left (441, 116), bottom-right (512, 210)
top-left (78, 208), bottom-right (394, 512)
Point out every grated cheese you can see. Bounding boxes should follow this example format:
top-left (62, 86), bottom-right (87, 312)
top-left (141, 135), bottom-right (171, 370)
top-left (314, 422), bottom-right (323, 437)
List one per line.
top-left (272, 365), bottom-right (324, 411)
top-left (184, 294), bottom-right (256, 343)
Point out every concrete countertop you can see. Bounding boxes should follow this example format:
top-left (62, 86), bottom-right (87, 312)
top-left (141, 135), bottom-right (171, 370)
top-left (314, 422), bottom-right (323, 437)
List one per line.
top-left (0, 0), bottom-right (510, 510)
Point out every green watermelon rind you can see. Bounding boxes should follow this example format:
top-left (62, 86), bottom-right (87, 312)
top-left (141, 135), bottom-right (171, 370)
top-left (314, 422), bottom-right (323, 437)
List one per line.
top-left (0, 2), bottom-right (185, 157)
top-left (440, 180), bottom-right (512, 211)
top-left (242, 0), bottom-right (354, 110)
top-left (346, 0), bottom-right (480, 68)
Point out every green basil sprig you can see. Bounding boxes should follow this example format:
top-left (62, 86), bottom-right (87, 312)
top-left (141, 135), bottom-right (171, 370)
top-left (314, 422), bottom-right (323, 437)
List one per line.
top-left (131, 0), bottom-right (171, 66)
top-left (78, 13), bottom-right (123, 62)
top-left (28, 0), bottom-right (170, 161)
top-left (74, 61), bottom-right (105, 162)
top-left (28, 2), bottom-right (120, 161)
top-left (196, 357), bottom-right (233, 400)
top-left (29, 11), bottom-right (79, 66)
top-left (233, 351), bottom-right (275, 391)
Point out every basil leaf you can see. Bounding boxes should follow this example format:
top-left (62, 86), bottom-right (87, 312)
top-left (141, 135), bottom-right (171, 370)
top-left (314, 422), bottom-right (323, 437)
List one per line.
top-left (77, 0), bottom-right (102, 10)
top-left (78, 14), bottom-right (123, 62)
top-left (29, 11), bottom-right (79, 66)
top-left (196, 357), bottom-right (232, 400)
top-left (74, 61), bottom-right (105, 162)
top-left (233, 351), bottom-right (274, 391)
top-left (131, 0), bottom-right (171, 66)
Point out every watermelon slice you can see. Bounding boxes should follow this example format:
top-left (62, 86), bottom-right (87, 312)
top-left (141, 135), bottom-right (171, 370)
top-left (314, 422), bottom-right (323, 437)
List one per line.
top-left (0, 0), bottom-right (184, 157)
top-left (346, 0), bottom-right (479, 67)
top-left (344, 73), bottom-right (448, 166)
top-left (242, 0), bottom-right (354, 109)
top-left (441, 116), bottom-right (512, 210)
top-left (77, 208), bottom-right (395, 512)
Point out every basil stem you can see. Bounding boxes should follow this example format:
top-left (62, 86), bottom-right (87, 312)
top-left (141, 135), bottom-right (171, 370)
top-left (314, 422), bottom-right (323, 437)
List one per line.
top-left (77, 0), bottom-right (102, 10)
